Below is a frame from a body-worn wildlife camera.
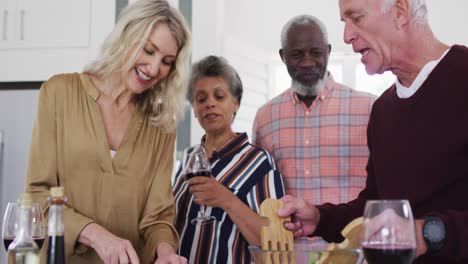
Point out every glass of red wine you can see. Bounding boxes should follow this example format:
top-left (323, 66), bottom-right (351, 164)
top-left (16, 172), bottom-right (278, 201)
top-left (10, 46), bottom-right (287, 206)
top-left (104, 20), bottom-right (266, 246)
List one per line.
top-left (2, 202), bottom-right (18, 251)
top-left (31, 203), bottom-right (45, 249)
top-left (2, 201), bottom-right (45, 251)
top-left (183, 145), bottom-right (216, 226)
top-left (361, 200), bottom-right (417, 264)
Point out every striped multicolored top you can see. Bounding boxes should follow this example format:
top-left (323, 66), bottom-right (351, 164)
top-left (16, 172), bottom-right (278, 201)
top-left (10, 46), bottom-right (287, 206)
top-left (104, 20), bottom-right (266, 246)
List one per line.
top-left (172, 133), bottom-right (285, 264)
top-left (253, 75), bottom-right (376, 205)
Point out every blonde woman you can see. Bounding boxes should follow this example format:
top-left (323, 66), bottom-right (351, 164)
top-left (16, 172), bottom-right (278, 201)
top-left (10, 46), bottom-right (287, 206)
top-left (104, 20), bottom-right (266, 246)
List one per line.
top-left (25, 0), bottom-right (190, 263)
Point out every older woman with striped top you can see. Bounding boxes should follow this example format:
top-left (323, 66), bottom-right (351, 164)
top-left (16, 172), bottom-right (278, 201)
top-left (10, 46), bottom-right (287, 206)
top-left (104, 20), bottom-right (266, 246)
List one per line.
top-left (172, 55), bottom-right (285, 264)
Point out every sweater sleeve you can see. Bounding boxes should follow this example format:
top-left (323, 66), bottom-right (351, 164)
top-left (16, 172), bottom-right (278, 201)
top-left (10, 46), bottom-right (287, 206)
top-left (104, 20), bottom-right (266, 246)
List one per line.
top-left (424, 210), bottom-right (468, 260)
top-left (25, 76), bottom-right (95, 257)
top-left (139, 132), bottom-right (179, 264)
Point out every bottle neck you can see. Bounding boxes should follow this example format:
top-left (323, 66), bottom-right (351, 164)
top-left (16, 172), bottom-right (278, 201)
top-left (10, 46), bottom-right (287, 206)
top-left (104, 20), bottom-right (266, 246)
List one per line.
top-left (48, 198), bottom-right (64, 236)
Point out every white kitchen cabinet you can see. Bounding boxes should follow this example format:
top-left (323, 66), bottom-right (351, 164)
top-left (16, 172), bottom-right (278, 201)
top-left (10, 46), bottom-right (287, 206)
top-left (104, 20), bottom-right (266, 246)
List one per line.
top-left (0, 0), bottom-right (115, 81)
top-left (0, 0), bottom-right (15, 44)
top-left (1, 0), bottom-right (90, 49)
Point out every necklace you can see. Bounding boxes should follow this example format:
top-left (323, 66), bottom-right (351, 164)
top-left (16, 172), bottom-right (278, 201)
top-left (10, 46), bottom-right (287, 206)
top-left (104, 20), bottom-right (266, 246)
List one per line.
top-left (203, 133), bottom-right (236, 155)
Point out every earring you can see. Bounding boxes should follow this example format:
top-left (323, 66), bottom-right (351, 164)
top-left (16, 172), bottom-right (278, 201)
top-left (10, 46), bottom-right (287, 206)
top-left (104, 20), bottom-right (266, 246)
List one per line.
top-left (155, 96), bottom-right (163, 114)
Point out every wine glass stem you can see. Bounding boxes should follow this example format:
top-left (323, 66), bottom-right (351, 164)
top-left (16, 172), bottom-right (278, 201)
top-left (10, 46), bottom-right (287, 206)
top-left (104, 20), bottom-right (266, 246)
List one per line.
top-left (200, 204), bottom-right (207, 217)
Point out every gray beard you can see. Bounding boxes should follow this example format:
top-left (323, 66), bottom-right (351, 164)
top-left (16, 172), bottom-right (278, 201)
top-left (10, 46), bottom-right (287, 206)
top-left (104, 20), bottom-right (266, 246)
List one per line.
top-left (291, 76), bottom-right (326, 97)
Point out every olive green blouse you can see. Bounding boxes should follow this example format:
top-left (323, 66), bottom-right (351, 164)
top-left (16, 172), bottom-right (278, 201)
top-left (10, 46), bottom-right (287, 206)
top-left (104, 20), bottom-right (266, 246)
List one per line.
top-left (25, 73), bottom-right (178, 263)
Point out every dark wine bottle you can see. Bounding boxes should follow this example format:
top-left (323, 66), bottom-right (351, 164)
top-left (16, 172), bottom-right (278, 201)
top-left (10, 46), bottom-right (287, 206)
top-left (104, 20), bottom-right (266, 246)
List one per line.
top-left (46, 187), bottom-right (66, 264)
top-left (7, 193), bottom-right (40, 264)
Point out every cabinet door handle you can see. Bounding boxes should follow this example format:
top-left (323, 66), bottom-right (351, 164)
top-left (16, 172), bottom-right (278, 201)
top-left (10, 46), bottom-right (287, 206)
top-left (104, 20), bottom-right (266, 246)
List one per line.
top-left (20, 9), bottom-right (25, 40)
top-left (2, 10), bottom-right (7, 41)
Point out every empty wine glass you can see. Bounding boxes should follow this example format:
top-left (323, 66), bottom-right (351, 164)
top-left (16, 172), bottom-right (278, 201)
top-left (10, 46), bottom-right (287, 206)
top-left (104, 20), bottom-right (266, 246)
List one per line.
top-left (183, 145), bottom-right (216, 225)
top-left (361, 200), bottom-right (417, 264)
top-left (2, 202), bottom-right (45, 251)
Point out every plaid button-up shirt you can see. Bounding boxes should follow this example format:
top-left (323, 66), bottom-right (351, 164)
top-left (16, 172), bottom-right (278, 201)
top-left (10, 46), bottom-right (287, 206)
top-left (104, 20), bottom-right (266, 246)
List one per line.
top-left (253, 74), bottom-right (376, 205)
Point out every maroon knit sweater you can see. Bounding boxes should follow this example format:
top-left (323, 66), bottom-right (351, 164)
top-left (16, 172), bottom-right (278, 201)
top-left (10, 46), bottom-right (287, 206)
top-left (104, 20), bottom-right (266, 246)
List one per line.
top-left (314, 45), bottom-right (468, 264)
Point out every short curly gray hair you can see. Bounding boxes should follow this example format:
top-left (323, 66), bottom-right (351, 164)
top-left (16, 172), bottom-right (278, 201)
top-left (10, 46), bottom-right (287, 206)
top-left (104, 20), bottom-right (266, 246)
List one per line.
top-left (187, 55), bottom-right (243, 105)
top-left (280, 15), bottom-right (328, 48)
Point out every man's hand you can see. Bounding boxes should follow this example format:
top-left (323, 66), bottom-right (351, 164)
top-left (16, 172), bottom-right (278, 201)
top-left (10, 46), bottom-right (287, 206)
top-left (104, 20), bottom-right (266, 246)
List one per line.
top-left (79, 223), bottom-right (140, 264)
top-left (415, 219), bottom-right (428, 257)
top-left (277, 195), bottom-right (320, 237)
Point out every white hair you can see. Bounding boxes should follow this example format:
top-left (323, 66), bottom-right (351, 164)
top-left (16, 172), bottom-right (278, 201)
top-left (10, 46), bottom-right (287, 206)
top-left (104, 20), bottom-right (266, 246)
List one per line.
top-left (280, 15), bottom-right (328, 48)
top-left (382, 0), bottom-right (428, 24)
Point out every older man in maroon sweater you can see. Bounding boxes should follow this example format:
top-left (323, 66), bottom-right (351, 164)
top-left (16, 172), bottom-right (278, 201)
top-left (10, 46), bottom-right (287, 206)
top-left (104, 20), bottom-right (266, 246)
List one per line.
top-left (278, 0), bottom-right (468, 263)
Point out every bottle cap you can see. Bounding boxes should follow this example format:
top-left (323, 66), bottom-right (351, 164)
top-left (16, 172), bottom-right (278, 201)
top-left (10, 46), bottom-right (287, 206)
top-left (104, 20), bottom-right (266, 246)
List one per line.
top-left (50, 187), bottom-right (65, 198)
top-left (17, 192), bottom-right (33, 208)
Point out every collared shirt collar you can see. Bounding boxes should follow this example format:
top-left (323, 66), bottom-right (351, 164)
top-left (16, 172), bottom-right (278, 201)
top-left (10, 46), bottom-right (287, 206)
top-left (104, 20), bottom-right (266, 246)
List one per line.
top-left (79, 73), bottom-right (144, 127)
top-left (79, 73), bottom-right (100, 101)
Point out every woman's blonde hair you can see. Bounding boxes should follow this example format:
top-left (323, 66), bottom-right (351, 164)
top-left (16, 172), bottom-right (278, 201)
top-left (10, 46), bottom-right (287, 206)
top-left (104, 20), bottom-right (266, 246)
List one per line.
top-left (84, 0), bottom-right (191, 131)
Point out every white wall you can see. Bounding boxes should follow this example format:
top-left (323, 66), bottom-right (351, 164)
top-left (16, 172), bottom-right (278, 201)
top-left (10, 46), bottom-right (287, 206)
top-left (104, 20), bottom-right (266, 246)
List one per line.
top-left (221, 0), bottom-right (468, 56)
top-left (223, 0), bottom-right (348, 55)
top-left (0, 90), bottom-right (39, 201)
top-left (427, 0), bottom-right (468, 46)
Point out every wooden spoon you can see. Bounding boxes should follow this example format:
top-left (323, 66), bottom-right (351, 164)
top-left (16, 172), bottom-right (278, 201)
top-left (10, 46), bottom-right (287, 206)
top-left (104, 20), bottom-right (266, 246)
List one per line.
top-left (259, 198), bottom-right (296, 264)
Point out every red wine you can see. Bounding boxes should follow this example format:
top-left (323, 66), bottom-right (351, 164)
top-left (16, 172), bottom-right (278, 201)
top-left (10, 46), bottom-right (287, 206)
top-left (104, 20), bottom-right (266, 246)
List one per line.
top-left (363, 246), bottom-right (416, 264)
top-left (47, 235), bottom-right (65, 264)
top-left (47, 187), bottom-right (66, 264)
top-left (3, 237), bottom-right (14, 250)
top-left (185, 170), bottom-right (211, 180)
top-left (3, 237), bottom-right (43, 250)
top-left (34, 237), bottom-right (45, 249)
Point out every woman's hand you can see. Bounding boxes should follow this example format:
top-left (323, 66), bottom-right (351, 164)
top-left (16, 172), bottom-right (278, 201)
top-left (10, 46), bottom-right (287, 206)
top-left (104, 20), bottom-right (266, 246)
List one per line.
top-left (188, 176), bottom-right (234, 209)
top-left (154, 242), bottom-right (187, 264)
top-left (78, 223), bottom-right (139, 264)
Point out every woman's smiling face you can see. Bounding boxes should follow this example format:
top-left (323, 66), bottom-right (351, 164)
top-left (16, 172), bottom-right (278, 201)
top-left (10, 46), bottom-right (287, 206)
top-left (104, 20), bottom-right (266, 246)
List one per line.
top-left (125, 22), bottom-right (178, 94)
